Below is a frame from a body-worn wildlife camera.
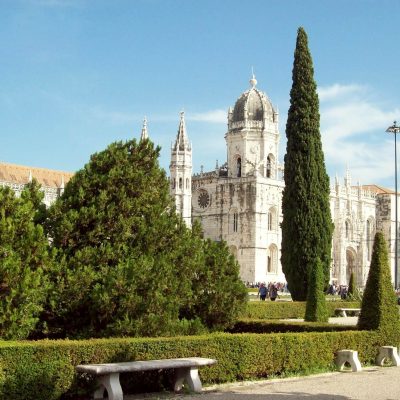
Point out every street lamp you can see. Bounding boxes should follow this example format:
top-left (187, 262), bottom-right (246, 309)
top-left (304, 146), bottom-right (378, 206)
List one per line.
top-left (386, 121), bottom-right (400, 289)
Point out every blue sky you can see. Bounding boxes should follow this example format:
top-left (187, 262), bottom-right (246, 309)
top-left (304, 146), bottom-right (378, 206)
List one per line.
top-left (1, 0), bottom-right (399, 188)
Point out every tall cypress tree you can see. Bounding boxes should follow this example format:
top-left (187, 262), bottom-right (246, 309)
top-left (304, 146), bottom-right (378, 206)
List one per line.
top-left (281, 27), bottom-right (333, 301)
top-left (358, 232), bottom-right (400, 336)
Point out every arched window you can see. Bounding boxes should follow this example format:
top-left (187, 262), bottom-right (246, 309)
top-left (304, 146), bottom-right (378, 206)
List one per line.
top-left (236, 157), bottom-right (242, 177)
top-left (172, 178), bottom-right (176, 189)
top-left (267, 244), bottom-right (278, 274)
top-left (266, 156), bottom-right (272, 178)
top-left (233, 212), bottom-right (238, 232)
top-left (186, 178), bottom-right (189, 189)
top-left (267, 207), bottom-right (277, 231)
top-left (346, 247), bottom-right (357, 284)
top-left (179, 177), bottom-right (182, 189)
top-left (345, 220), bottom-right (350, 239)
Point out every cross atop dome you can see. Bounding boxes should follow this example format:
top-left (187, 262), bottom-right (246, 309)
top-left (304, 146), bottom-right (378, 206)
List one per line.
top-left (250, 67), bottom-right (257, 88)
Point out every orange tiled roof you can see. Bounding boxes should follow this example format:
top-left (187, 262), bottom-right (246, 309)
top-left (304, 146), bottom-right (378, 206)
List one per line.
top-left (0, 162), bottom-right (73, 189)
top-left (360, 184), bottom-right (394, 194)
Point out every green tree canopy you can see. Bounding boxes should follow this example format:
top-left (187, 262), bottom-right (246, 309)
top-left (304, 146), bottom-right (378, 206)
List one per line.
top-left (183, 232), bottom-right (247, 330)
top-left (281, 27), bottom-right (333, 301)
top-left (44, 139), bottom-right (246, 338)
top-left (0, 182), bottom-right (51, 339)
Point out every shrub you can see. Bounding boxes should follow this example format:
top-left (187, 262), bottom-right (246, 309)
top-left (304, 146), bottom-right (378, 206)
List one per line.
top-left (241, 301), bottom-right (360, 320)
top-left (0, 183), bottom-right (52, 340)
top-left (347, 272), bottom-right (362, 302)
top-left (0, 329), bottom-right (397, 399)
top-left (358, 232), bottom-right (400, 339)
top-left (228, 319), bottom-right (353, 334)
top-left (305, 258), bottom-right (329, 322)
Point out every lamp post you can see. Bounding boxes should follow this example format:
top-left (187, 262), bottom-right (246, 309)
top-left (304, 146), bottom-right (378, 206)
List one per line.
top-left (387, 121), bottom-right (400, 289)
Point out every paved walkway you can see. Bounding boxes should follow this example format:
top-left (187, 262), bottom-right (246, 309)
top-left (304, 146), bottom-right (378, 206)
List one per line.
top-left (127, 366), bottom-right (400, 399)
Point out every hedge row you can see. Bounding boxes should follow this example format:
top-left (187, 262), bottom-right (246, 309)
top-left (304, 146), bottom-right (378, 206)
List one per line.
top-left (0, 329), bottom-right (398, 400)
top-left (241, 301), bottom-right (361, 319)
top-left (229, 319), bottom-right (353, 334)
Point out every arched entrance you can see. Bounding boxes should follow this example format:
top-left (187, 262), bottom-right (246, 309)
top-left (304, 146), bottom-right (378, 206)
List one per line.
top-left (346, 248), bottom-right (357, 284)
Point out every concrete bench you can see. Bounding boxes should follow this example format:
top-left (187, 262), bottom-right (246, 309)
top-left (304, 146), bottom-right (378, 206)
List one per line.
top-left (76, 357), bottom-right (217, 400)
top-left (334, 308), bottom-right (361, 317)
top-left (335, 349), bottom-right (362, 372)
top-left (376, 346), bottom-right (400, 367)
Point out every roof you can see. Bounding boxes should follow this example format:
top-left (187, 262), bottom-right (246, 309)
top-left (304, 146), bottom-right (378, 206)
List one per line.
top-left (360, 184), bottom-right (394, 194)
top-left (173, 111), bottom-right (191, 151)
top-left (0, 162), bottom-right (73, 189)
top-left (231, 77), bottom-right (276, 123)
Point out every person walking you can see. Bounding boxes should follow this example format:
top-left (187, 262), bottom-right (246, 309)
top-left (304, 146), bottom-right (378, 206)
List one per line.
top-left (269, 284), bottom-right (278, 301)
top-left (258, 283), bottom-right (268, 301)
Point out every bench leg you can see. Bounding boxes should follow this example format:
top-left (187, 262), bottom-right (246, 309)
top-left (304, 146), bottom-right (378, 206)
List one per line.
top-left (174, 367), bottom-right (202, 393)
top-left (376, 346), bottom-right (400, 367)
top-left (335, 350), bottom-right (362, 372)
top-left (94, 373), bottom-right (123, 400)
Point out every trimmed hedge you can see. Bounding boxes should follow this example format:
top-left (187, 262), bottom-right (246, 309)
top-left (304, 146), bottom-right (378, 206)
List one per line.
top-left (0, 329), bottom-right (398, 399)
top-left (241, 301), bottom-right (361, 320)
top-left (229, 319), bottom-right (353, 334)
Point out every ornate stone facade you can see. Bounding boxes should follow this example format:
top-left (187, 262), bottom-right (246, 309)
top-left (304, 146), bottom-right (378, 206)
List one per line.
top-left (1, 78), bottom-right (398, 287)
top-left (171, 76), bottom-right (398, 287)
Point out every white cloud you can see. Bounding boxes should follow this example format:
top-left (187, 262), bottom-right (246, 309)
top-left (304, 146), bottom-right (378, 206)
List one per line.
top-left (187, 109), bottom-right (227, 123)
top-left (318, 83), bottom-right (366, 102)
top-left (319, 83), bottom-right (400, 187)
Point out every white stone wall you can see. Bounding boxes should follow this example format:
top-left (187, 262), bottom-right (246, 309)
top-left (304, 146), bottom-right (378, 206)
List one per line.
top-left (330, 182), bottom-right (377, 287)
top-left (192, 171), bottom-right (286, 284)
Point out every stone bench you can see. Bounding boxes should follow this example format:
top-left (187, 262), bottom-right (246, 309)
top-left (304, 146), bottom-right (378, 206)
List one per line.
top-left (334, 308), bottom-right (361, 317)
top-left (376, 346), bottom-right (400, 367)
top-left (335, 349), bottom-right (362, 372)
top-left (76, 357), bottom-right (217, 400)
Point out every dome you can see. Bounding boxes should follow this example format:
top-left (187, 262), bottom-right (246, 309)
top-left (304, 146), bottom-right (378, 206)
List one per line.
top-left (231, 76), bottom-right (276, 124)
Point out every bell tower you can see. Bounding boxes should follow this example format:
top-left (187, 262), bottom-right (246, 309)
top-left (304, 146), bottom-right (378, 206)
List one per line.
top-left (170, 111), bottom-right (192, 227)
top-left (226, 75), bottom-right (279, 178)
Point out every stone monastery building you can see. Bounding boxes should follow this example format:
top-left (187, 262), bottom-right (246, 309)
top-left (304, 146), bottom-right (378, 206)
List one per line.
top-left (1, 76), bottom-right (397, 287)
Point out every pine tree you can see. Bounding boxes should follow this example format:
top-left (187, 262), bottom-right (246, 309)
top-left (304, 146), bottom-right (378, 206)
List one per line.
top-left (358, 232), bottom-right (400, 337)
top-left (188, 235), bottom-right (247, 330)
top-left (305, 258), bottom-right (329, 322)
top-left (45, 139), bottom-right (247, 338)
top-left (281, 27), bottom-right (333, 301)
top-left (0, 183), bottom-right (51, 339)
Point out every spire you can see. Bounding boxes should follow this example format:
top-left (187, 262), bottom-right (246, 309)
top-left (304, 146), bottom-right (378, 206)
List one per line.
top-left (28, 169), bottom-right (32, 183)
top-left (140, 116), bottom-right (148, 141)
top-left (174, 111), bottom-right (190, 151)
top-left (345, 165), bottom-right (351, 187)
top-left (249, 67), bottom-right (257, 88)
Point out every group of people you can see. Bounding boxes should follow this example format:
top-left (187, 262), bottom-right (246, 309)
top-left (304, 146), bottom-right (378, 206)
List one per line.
top-left (257, 282), bottom-right (279, 301)
top-left (327, 283), bottom-right (348, 299)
